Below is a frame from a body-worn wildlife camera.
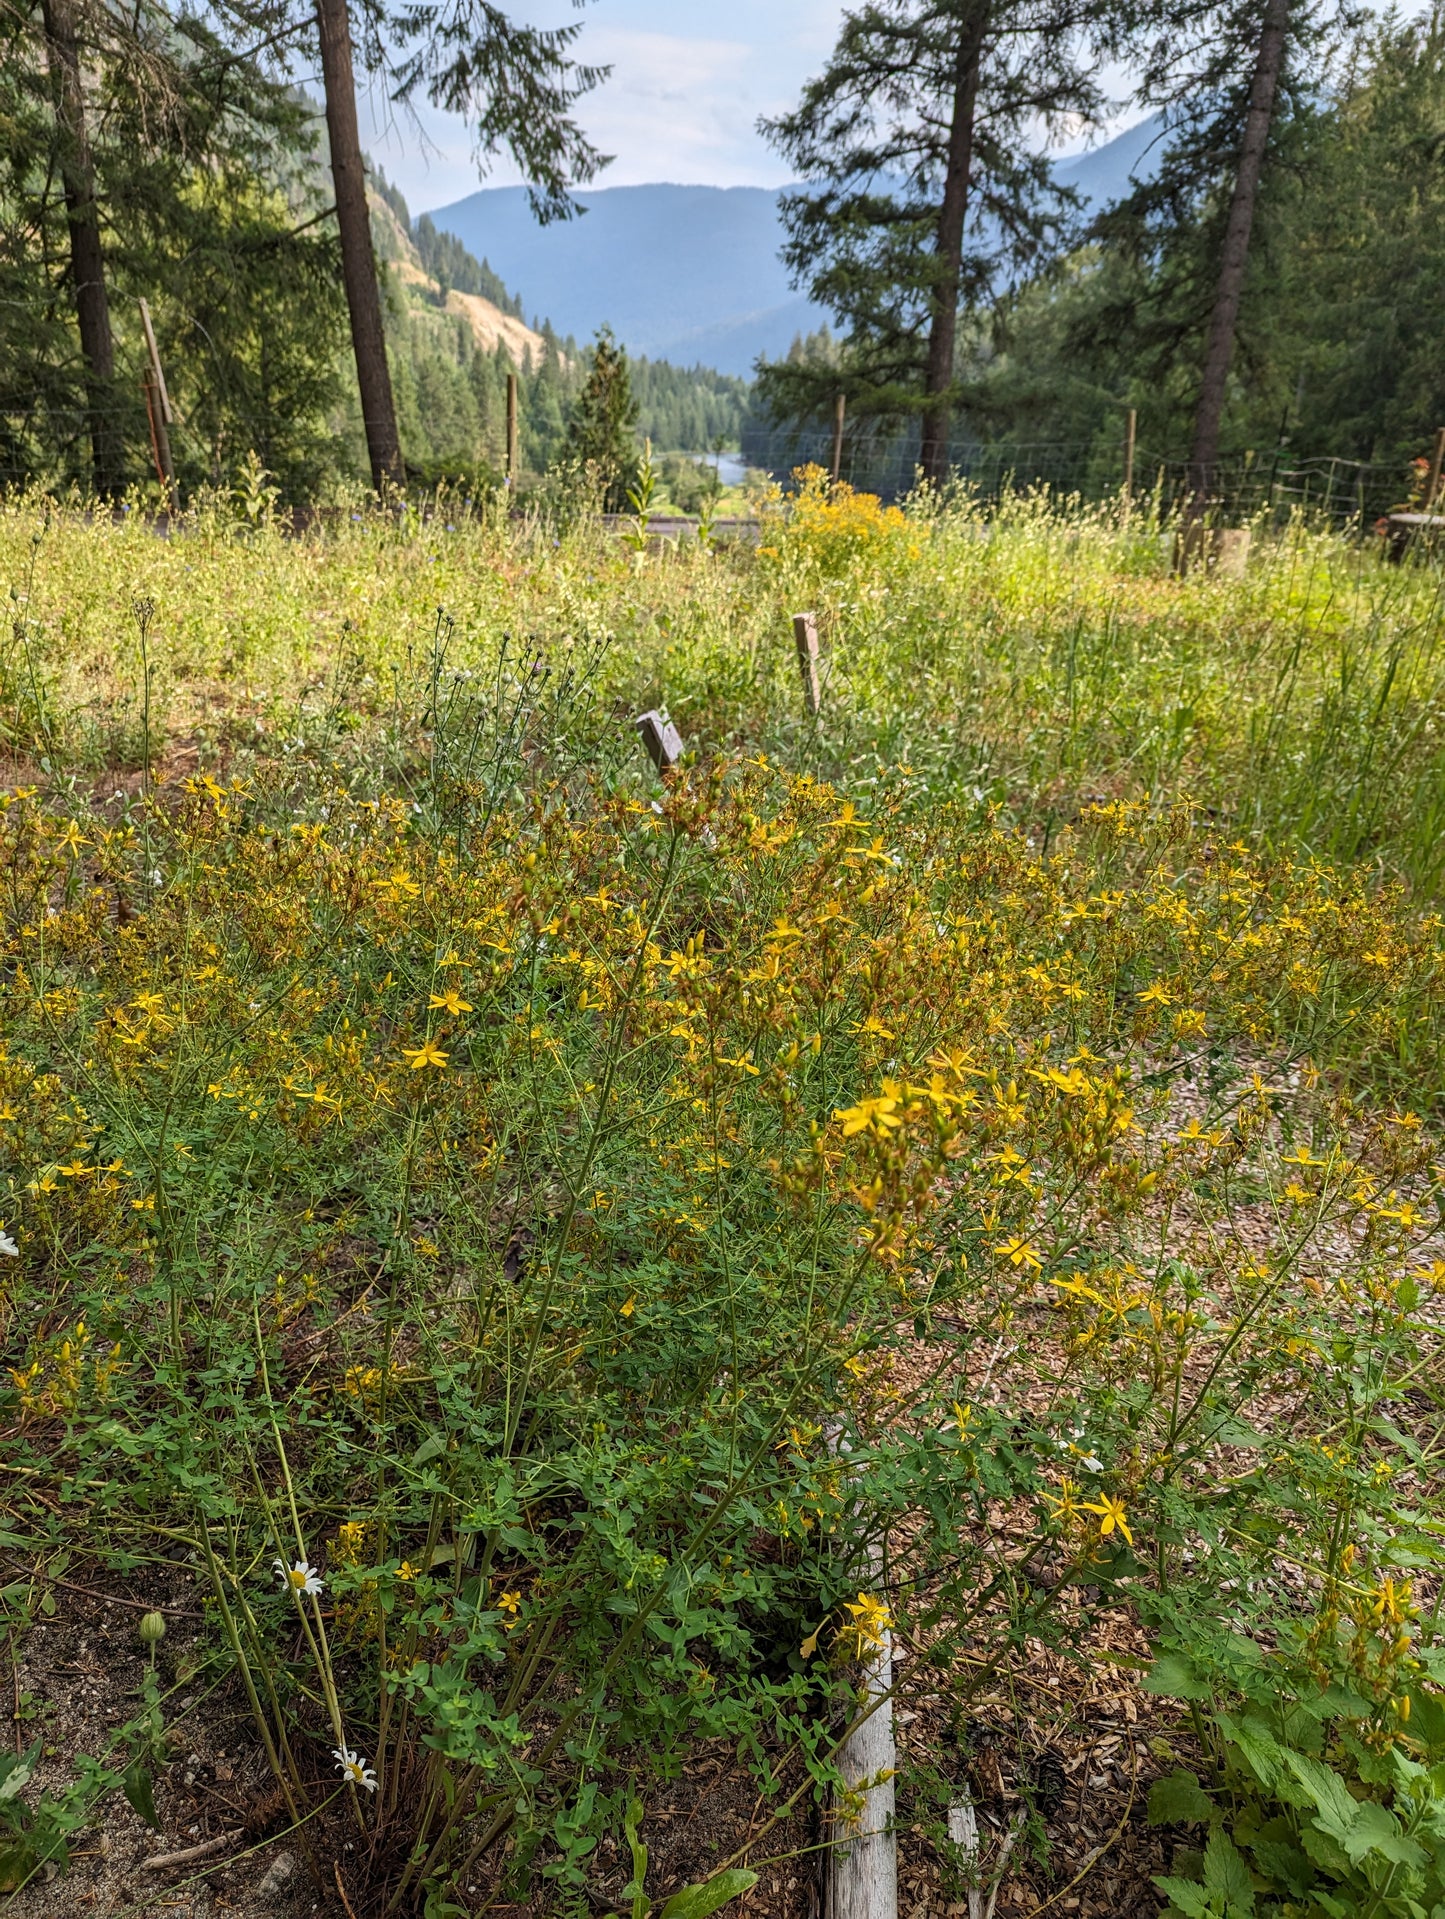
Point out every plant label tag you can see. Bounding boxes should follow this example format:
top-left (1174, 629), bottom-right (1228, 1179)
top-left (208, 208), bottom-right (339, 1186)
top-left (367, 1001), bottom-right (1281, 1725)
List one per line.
top-left (636, 710), bottom-right (684, 771)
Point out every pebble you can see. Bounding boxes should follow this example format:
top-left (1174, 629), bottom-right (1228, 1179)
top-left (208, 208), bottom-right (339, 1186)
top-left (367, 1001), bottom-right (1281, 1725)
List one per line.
top-left (257, 1849), bottom-right (298, 1899)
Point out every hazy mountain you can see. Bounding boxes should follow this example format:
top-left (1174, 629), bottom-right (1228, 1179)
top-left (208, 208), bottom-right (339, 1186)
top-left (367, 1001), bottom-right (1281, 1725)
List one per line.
top-left (424, 117), bottom-right (1164, 379)
top-left (1055, 112), bottom-right (1167, 208)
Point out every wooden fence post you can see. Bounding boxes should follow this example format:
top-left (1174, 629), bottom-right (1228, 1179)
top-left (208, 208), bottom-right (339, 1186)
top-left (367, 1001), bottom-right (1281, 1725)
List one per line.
top-left (1424, 426), bottom-right (1445, 512)
top-left (792, 611), bottom-right (822, 719)
top-left (506, 371), bottom-right (519, 486)
top-left (1122, 408), bottom-right (1136, 509)
top-left (831, 392), bottom-right (846, 486)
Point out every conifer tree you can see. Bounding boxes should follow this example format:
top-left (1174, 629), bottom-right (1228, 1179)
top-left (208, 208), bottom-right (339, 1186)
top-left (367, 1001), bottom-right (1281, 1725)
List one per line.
top-left (1090, 0), bottom-right (1356, 510)
top-left (219, 0), bottom-right (610, 494)
top-left (1, 0), bottom-right (348, 496)
top-left (564, 327), bottom-right (639, 507)
top-left (760, 0), bottom-right (1126, 486)
top-left (38, 0), bottom-right (119, 494)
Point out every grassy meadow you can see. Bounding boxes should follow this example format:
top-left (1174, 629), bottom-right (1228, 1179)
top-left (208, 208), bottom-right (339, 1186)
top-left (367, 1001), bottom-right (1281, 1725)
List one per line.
top-left (1, 478), bottom-right (1444, 1918)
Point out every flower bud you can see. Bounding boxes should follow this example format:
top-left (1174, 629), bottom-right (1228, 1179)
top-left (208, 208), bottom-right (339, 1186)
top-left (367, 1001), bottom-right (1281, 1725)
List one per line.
top-left (138, 1611), bottom-right (166, 1645)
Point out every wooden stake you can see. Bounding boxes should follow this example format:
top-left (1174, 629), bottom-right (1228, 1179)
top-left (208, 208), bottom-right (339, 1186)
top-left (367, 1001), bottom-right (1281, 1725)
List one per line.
top-left (138, 298), bottom-right (175, 501)
top-left (1122, 407), bottom-right (1136, 505)
top-left (825, 1420), bottom-right (897, 1919)
top-left (140, 372), bottom-right (174, 500)
top-left (138, 298), bottom-right (172, 427)
top-left (1424, 425), bottom-right (1445, 513)
top-left (506, 370), bottom-right (519, 486)
top-left (831, 391), bottom-right (846, 485)
top-left (793, 611), bottom-right (822, 719)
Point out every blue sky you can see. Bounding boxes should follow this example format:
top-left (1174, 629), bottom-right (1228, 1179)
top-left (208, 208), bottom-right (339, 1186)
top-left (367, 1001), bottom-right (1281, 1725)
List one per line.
top-left (357, 0), bottom-right (1425, 214)
top-left (358, 0), bottom-right (852, 209)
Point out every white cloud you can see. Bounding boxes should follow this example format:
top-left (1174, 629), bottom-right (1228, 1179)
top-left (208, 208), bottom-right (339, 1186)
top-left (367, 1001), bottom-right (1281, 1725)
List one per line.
top-left (579, 28), bottom-right (760, 185)
top-left (358, 0), bottom-right (844, 210)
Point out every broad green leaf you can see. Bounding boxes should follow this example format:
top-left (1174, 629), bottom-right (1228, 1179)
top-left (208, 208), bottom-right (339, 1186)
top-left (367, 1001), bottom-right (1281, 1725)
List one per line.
top-left (1307, 1891), bottom-right (1350, 1919)
top-left (1338, 1798), bottom-right (1425, 1869)
top-left (1153, 1875), bottom-right (1214, 1918)
top-left (1251, 1835), bottom-right (1314, 1899)
top-left (1280, 1750), bottom-right (1360, 1840)
top-left (124, 1762), bottom-right (161, 1832)
top-left (410, 1433), bottom-right (447, 1468)
top-left (624, 1793), bottom-right (649, 1919)
top-left (1148, 1771), bottom-right (1214, 1827)
top-left (1202, 1831), bottom-right (1254, 1912)
top-left (1219, 1714), bottom-right (1284, 1790)
top-left (0, 1838), bottom-right (40, 1896)
top-left (0, 1743), bottom-right (40, 1804)
top-left (1144, 1653), bottom-right (1212, 1702)
top-left (1299, 1820), bottom-right (1351, 1878)
top-left (658, 1869), bottom-right (759, 1919)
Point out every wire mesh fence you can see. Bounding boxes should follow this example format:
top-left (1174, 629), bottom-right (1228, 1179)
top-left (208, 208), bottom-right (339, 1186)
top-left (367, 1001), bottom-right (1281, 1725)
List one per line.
top-left (0, 405), bottom-right (1417, 530)
top-left (737, 423), bottom-right (1412, 528)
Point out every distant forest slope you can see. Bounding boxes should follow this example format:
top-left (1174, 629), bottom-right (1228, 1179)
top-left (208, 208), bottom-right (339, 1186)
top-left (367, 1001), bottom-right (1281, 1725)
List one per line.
top-left (364, 172), bottom-right (751, 483)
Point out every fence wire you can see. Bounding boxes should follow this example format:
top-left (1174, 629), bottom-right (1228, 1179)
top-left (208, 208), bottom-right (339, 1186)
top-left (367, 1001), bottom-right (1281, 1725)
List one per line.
top-left (0, 405), bottom-right (1417, 528)
top-left (738, 424), bottom-right (1412, 527)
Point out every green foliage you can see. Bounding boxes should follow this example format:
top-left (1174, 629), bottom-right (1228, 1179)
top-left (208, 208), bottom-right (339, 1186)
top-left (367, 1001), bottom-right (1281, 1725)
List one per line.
top-left (621, 437), bottom-right (658, 549)
top-left (0, 0), bottom-right (348, 500)
top-left (758, 0), bottom-right (1115, 434)
top-left (1148, 1661), bottom-right (1445, 1917)
top-left (565, 325), bottom-right (640, 507)
top-left (0, 1668), bottom-right (169, 1893)
top-left (976, 11), bottom-right (1445, 468)
top-left (414, 214), bottom-right (527, 317)
top-left (658, 1871), bottom-right (761, 1919)
top-left (2, 485), bottom-right (1445, 1910)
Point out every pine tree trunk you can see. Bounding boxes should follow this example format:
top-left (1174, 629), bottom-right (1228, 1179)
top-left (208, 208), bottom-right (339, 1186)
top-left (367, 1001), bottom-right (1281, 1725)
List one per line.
top-left (41, 0), bottom-right (121, 497)
top-left (315, 0), bottom-right (404, 493)
top-left (1187, 0), bottom-right (1290, 515)
top-left (919, 13), bottom-right (985, 490)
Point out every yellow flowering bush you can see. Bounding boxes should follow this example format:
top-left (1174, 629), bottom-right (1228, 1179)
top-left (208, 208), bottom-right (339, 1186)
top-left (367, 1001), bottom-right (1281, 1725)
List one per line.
top-left (758, 464), bottom-right (922, 586)
top-left (1, 732), bottom-right (1442, 1906)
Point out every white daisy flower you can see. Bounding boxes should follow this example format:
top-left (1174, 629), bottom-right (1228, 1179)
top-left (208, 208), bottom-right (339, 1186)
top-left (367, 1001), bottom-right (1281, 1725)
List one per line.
top-left (333, 1746), bottom-right (377, 1792)
top-left (274, 1557), bottom-right (323, 1597)
top-left (0, 1230), bottom-right (18, 1258)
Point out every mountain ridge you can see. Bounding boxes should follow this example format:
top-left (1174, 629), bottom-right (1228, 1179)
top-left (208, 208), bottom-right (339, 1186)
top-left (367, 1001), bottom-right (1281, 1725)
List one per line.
top-left (423, 117), bottom-right (1166, 378)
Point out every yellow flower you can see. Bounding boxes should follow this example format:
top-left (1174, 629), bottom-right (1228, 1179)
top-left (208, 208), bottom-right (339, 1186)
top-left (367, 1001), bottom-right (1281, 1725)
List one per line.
top-left (429, 988), bottom-right (473, 1016)
top-left (1045, 1478), bottom-right (1083, 1527)
top-left (836, 1591), bottom-right (891, 1658)
top-left (1082, 1494), bottom-right (1134, 1546)
top-left (994, 1236), bottom-right (1042, 1270)
top-left (835, 1086), bottom-right (902, 1136)
top-left (402, 1038), bottom-right (449, 1071)
top-left (767, 916), bottom-right (805, 943)
top-left (945, 1401), bottom-right (973, 1441)
top-left (849, 1015), bottom-right (894, 1039)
